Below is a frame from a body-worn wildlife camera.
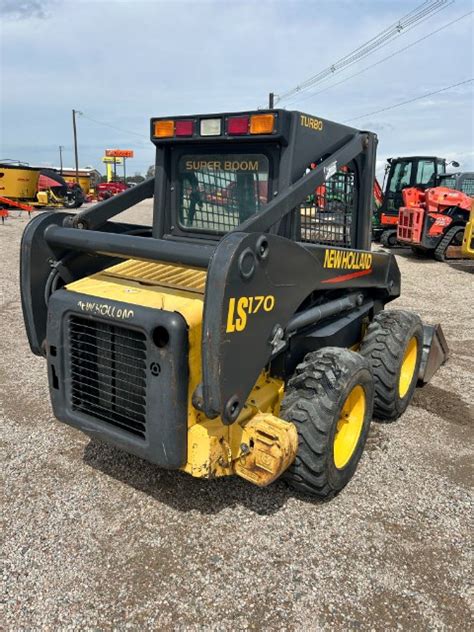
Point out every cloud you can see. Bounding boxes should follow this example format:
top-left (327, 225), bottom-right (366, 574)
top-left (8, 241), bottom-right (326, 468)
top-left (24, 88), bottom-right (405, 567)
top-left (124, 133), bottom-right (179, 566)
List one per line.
top-left (0, 0), bottom-right (57, 20)
top-left (1, 0), bottom-right (472, 175)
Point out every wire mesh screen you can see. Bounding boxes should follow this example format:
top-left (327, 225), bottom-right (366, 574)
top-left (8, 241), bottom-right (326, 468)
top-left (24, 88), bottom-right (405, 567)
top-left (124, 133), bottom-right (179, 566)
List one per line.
top-left (178, 155), bottom-right (269, 233)
top-left (461, 176), bottom-right (474, 196)
top-left (298, 169), bottom-right (356, 247)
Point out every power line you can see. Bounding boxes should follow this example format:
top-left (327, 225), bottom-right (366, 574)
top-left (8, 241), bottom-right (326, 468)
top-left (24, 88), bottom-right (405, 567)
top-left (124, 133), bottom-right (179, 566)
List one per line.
top-left (273, 0), bottom-right (452, 105)
top-left (278, 0), bottom-right (452, 101)
top-left (278, 0), bottom-right (453, 103)
top-left (284, 9), bottom-right (473, 107)
top-left (344, 78), bottom-right (473, 123)
top-left (79, 112), bottom-right (148, 141)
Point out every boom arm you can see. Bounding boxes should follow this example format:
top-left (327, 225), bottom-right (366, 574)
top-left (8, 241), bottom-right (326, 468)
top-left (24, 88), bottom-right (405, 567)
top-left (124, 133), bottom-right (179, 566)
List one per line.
top-left (198, 231), bottom-right (400, 423)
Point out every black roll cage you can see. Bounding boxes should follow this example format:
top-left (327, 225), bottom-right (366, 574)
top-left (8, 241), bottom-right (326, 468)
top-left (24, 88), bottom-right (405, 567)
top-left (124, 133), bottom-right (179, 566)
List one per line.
top-left (62, 116), bottom-right (376, 264)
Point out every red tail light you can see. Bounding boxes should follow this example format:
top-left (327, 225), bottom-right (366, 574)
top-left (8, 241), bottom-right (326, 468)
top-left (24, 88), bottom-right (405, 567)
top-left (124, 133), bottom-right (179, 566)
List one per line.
top-left (175, 120), bottom-right (194, 136)
top-left (227, 115), bottom-right (249, 135)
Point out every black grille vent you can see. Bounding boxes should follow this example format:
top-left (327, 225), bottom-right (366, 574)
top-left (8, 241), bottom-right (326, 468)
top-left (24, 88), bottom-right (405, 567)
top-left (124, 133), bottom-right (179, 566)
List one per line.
top-left (69, 316), bottom-right (147, 439)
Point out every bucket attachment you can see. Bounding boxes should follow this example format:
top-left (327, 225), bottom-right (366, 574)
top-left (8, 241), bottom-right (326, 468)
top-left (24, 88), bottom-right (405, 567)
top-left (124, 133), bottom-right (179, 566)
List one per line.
top-left (418, 324), bottom-right (449, 384)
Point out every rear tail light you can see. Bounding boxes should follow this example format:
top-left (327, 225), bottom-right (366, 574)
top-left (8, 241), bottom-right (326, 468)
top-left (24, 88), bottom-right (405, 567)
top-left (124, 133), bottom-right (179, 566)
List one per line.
top-left (153, 112), bottom-right (276, 139)
top-left (154, 120), bottom-right (174, 138)
top-left (175, 120), bottom-right (194, 136)
top-left (227, 115), bottom-right (249, 135)
top-left (250, 113), bottom-right (275, 134)
top-left (200, 118), bottom-right (221, 136)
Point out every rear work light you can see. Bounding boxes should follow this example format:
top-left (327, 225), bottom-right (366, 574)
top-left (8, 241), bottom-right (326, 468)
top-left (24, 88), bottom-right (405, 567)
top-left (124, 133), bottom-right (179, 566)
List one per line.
top-left (175, 120), bottom-right (194, 136)
top-left (154, 120), bottom-right (174, 138)
top-left (250, 113), bottom-right (275, 134)
top-left (227, 115), bottom-right (249, 135)
top-left (200, 118), bottom-right (221, 136)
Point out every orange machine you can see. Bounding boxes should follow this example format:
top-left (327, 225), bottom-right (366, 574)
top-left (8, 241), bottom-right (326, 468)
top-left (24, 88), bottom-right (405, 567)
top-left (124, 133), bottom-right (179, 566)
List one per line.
top-left (397, 175), bottom-right (473, 260)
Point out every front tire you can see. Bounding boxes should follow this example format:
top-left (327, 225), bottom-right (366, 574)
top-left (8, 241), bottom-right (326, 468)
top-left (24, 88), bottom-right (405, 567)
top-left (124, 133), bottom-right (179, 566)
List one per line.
top-left (360, 310), bottom-right (423, 421)
top-left (281, 348), bottom-right (374, 498)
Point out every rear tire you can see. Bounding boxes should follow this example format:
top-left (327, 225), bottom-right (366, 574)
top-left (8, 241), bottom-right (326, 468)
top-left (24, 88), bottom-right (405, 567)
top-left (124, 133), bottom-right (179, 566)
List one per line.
top-left (381, 229), bottom-right (397, 248)
top-left (359, 310), bottom-right (423, 421)
top-left (63, 186), bottom-right (84, 209)
top-left (281, 347), bottom-right (374, 498)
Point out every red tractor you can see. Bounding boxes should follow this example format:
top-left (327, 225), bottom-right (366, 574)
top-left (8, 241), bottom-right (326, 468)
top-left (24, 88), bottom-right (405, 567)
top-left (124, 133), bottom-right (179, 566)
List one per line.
top-left (397, 172), bottom-right (474, 260)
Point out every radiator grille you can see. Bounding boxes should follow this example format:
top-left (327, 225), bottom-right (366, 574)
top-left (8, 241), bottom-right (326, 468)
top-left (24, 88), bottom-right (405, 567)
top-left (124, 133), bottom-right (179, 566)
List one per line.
top-left (69, 316), bottom-right (147, 439)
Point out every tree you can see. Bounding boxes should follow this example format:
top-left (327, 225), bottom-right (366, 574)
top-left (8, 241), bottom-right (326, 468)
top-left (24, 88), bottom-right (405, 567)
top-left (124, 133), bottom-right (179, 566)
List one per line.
top-left (126, 173), bottom-right (145, 184)
top-left (146, 165), bottom-right (155, 179)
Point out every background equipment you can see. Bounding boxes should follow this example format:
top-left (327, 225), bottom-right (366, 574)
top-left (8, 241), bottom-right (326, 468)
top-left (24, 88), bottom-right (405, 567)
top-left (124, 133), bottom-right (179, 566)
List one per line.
top-left (373, 155), bottom-right (451, 247)
top-left (397, 171), bottom-right (474, 260)
top-left (0, 162), bottom-right (84, 211)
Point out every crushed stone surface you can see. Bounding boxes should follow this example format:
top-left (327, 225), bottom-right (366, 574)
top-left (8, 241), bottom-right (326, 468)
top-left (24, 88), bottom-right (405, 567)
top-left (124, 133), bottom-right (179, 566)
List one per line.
top-left (1, 203), bottom-right (473, 630)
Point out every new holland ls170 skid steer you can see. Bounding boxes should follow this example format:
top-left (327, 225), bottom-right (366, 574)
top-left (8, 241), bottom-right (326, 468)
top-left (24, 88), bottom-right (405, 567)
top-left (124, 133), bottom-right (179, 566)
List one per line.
top-left (20, 109), bottom-right (449, 498)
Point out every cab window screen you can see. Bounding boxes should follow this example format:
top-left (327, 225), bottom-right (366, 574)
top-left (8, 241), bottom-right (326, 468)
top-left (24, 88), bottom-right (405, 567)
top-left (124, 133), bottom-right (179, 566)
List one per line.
top-left (178, 154), bottom-right (269, 232)
top-left (460, 177), bottom-right (474, 196)
top-left (298, 168), bottom-right (356, 247)
top-left (439, 175), bottom-right (456, 189)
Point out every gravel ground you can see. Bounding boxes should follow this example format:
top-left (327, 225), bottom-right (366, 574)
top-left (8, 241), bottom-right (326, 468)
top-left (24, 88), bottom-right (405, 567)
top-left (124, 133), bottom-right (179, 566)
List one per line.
top-left (1, 202), bottom-right (473, 631)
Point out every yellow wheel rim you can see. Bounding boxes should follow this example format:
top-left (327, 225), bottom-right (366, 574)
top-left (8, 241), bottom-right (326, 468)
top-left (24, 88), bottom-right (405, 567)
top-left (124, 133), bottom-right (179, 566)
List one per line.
top-left (333, 385), bottom-right (366, 470)
top-left (398, 337), bottom-right (418, 398)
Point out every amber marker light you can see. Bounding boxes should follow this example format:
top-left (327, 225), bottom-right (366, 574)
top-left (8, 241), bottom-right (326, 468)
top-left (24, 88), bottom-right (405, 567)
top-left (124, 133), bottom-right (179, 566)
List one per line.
top-left (154, 120), bottom-right (175, 138)
top-left (250, 113), bottom-right (275, 134)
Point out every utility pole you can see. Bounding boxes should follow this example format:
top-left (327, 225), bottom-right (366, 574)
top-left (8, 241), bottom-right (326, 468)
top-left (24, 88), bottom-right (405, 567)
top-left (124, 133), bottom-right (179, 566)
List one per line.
top-left (58, 145), bottom-right (64, 175)
top-left (268, 92), bottom-right (274, 109)
top-left (72, 109), bottom-right (81, 184)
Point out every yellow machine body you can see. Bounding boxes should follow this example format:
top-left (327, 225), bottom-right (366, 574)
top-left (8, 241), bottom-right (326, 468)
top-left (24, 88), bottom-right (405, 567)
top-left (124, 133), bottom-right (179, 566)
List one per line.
top-left (461, 204), bottom-right (474, 259)
top-left (63, 174), bottom-right (92, 195)
top-left (0, 165), bottom-right (40, 199)
top-left (33, 189), bottom-right (68, 208)
top-left (65, 259), bottom-right (297, 485)
top-left (0, 164), bottom-right (68, 208)
top-left (36, 191), bottom-right (50, 205)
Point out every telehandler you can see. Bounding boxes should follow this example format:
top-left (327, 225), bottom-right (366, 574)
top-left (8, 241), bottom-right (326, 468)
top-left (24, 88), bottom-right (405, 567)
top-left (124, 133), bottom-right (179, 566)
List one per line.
top-left (20, 109), bottom-right (448, 498)
top-left (397, 172), bottom-right (474, 260)
top-left (373, 155), bottom-right (449, 247)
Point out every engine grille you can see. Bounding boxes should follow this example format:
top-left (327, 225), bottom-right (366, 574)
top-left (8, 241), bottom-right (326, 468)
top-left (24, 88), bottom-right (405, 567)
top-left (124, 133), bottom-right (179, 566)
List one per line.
top-left (69, 315), bottom-right (147, 439)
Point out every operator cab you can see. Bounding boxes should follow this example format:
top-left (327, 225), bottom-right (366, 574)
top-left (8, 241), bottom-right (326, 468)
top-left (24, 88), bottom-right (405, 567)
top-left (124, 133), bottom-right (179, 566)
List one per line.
top-left (150, 110), bottom-right (372, 251)
top-left (382, 156), bottom-right (447, 217)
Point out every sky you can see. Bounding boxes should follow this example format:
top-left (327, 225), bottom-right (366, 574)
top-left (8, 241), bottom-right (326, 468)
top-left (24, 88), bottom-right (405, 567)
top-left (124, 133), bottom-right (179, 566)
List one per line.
top-left (1, 0), bottom-right (473, 180)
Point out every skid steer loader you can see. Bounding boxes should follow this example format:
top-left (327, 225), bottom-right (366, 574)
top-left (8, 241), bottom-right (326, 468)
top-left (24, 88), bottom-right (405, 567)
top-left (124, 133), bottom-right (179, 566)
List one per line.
top-left (20, 109), bottom-right (449, 498)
